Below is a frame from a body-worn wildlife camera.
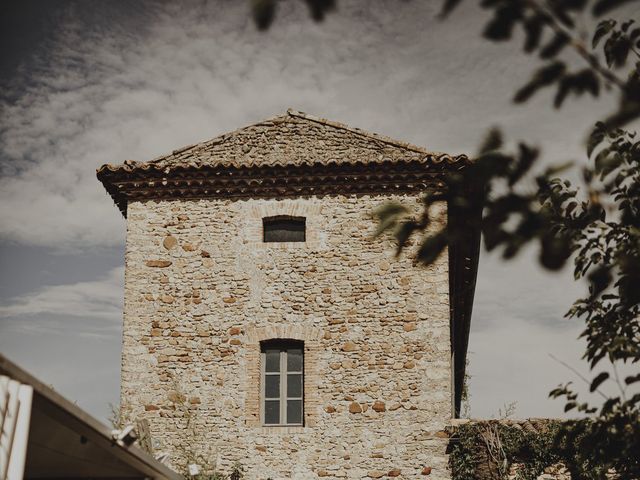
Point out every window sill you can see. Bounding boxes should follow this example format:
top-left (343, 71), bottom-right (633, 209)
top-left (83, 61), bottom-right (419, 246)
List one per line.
top-left (254, 425), bottom-right (310, 434)
top-left (249, 241), bottom-right (309, 251)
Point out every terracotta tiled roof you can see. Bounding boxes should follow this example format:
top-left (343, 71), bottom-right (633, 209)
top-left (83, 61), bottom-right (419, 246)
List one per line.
top-left (97, 109), bottom-right (469, 175)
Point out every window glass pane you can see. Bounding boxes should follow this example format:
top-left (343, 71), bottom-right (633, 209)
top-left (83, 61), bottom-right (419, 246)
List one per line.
top-left (263, 217), bottom-right (306, 243)
top-left (265, 350), bottom-right (280, 372)
top-left (287, 348), bottom-right (303, 372)
top-left (265, 375), bottom-right (280, 398)
top-left (287, 400), bottom-right (303, 425)
top-left (264, 400), bottom-right (280, 424)
top-left (287, 374), bottom-right (302, 398)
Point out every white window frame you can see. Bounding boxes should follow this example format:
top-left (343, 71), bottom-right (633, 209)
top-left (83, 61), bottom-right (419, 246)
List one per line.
top-left (260, 341), bottom-right (304, 426)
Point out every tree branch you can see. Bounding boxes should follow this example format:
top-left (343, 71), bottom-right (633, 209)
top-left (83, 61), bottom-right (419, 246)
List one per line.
top-left (549, 353), bottom-right (609, 400)
top-left (527, 0), bottom-right (628, 91)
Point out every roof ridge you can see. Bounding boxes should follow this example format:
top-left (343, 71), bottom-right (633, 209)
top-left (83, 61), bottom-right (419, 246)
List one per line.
top-left (286, 108), bottom-right (436, 155)
top-left (143, 112), bottom-right (292, 167)
top-left (97, 109), bottom-right (469, 174)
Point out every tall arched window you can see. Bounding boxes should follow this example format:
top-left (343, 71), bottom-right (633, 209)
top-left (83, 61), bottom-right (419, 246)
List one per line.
top-left (261, 339), bottom-right (304, 426)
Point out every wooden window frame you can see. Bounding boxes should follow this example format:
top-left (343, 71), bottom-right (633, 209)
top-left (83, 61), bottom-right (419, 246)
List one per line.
top-left (260, 340), bottom-right (304, 427)
top-left (262, 215), bottom-right (306, 243)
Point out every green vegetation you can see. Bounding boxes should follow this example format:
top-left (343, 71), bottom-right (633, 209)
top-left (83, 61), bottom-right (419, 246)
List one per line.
top-left (449, 421), bottom-right (563, 480)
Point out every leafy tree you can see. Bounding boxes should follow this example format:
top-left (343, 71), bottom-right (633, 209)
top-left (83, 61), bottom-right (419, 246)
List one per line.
top-left (252, 0), bottom-right (640, 477)
top-left (390, 3), bottom-right (640, 476)
top-left (376, 2), bottom-right (640, 477)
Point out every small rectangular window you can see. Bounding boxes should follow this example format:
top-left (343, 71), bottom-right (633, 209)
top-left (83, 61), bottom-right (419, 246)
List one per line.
top-left (261, 340), bottom-right (304, 426)
top-left (263, 216), bottom-right (306, 243)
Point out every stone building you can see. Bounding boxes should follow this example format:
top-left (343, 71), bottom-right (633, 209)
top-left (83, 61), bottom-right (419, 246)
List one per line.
top-left (97, 109), bottom-right (481, 479)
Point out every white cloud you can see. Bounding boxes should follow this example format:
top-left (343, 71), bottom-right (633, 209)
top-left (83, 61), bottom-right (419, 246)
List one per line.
top-left (2, 0), bottom-right (638, 420)
top-left (0, 266), bottom-right (123, 324)
top-left (0, 265), bottom-right (124, 421)
top-left (1, 0), bottom-right (624, 250)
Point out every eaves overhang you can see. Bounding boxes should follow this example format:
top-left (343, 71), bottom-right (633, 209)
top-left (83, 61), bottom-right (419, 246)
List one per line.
top-left (97, 157), bottom-right (470, 217)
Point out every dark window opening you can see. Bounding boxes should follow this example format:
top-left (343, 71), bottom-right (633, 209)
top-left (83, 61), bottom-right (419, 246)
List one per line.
top-left (263, 216), bottom-right (306, 243)
top-left (261, 339), bottom-right (304, 426)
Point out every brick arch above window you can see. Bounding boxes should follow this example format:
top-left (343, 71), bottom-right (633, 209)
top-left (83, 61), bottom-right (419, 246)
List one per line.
top-left (246, 325), bottom-right (324, 343)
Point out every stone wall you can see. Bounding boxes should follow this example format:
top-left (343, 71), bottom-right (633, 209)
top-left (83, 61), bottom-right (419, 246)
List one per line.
top-left (121, 193), bottom-right (452, 479)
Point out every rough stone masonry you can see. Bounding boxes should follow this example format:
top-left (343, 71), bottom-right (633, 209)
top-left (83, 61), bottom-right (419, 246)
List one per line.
top-left (98, 110), bottom-right (481, 479)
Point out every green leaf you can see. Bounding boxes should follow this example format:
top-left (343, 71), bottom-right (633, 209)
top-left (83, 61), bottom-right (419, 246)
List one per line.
top-left (588, 266), bottom-right (612, 296)
top-left (587, 123), bottom-right (606, 157)
top-left (483, 5), bottom-right (522, 41)
top-left (374, 202), bottom-right (408, 220)
top-left (604, 32), bottom-right (632, 69)
top-left (593, 20), bottom-right (616, 48)
top-left (541, 33), bottom-right (570, 59)
top-left (590, 372), bottom-right (609, 392)
top-left (539, 231), bottom-right (571, 270)
top-left (514, 62), bottom-right (566, 103)
top-left (416, 232), bottom-right (448, 265)
top-left (565, 201), bottom-right (578, 216)
top-left (304, 0), bottom-right (336, 22)
top-left (523, 16), bottom-right (544, 53)
top-left (252, 0), bottom-right (277, 30)
top-left (625, 373), bottom-right (640, 385)
top-left (373, 203), bottom-right (409, 237)
top-left (564, 401), bottom-right (577, 412)
top-left (479, 128), bottom-right (503, 154)
top-left (621, 19), bottom-right (635, 32)
top-left (554, 76), bottom-right (572, 108)
top-left (553, 69), bottom-right (600, 108)
top-left (439, 0), bottom-right (464, 18)
top-left (508, 143), bottom-right (539, 186)
top-left (393, 221), bottom-right (420, 256)
top-left (595, 149), bottom-right (623, 179)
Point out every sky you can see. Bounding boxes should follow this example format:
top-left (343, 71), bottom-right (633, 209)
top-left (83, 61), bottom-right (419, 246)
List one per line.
top-left (1, 0), bottom-right (637, 423)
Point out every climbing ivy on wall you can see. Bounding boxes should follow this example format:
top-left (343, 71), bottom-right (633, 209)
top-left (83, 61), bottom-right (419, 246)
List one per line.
top-left (449, 421), bottom-right (565, 480)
